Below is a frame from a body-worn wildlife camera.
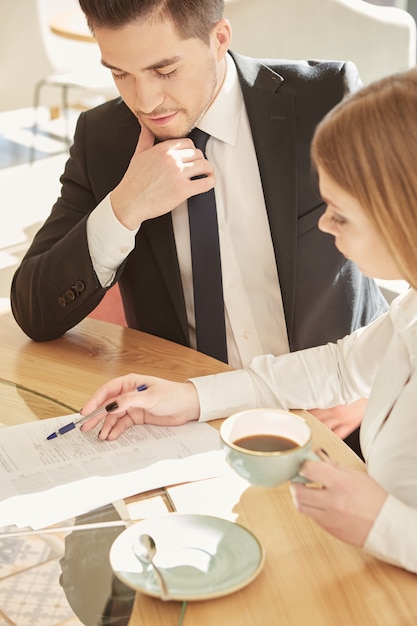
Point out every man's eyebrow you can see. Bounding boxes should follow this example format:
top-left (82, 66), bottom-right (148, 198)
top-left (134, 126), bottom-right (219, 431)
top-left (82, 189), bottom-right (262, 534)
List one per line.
top-left (145, 55), bottom-right (183, 71)
top-left (101, 59), bottom-right (122, 71)
top-left (101, 55), bottom-right (182, 72)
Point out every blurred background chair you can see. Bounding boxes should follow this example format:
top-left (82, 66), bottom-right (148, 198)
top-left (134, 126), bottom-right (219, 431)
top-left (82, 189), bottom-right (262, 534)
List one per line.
top-left (33, 65), bottom-right (117, 145)
top-left (224, 0), bottom-right (416, 85)
top-left (33, 0), bottom-right (118, 145)
top-left (0, 1), bottom-right (117, 121)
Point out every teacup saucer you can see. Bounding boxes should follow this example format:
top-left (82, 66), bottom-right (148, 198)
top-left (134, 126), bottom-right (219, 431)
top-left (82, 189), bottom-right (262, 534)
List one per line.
top-left (109, 513), bottom-right (264, 601)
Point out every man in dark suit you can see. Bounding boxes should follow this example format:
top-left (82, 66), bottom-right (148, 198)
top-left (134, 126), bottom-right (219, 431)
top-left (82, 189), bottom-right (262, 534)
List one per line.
top-left (11, 0), bottom-right (387, 444)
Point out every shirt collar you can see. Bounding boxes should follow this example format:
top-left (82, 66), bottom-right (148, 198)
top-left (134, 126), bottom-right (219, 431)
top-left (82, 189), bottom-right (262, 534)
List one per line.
top-left (197, 53), bottom-right (242, 146)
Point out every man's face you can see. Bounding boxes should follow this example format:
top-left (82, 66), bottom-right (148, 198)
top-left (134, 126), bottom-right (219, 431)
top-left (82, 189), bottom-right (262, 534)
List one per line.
top-left (94, 17), bottom-right (230, 140)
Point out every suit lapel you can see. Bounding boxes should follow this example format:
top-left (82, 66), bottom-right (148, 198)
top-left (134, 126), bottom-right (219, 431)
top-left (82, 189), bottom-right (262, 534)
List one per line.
top-left (233, 53), bottom-right (298, 341)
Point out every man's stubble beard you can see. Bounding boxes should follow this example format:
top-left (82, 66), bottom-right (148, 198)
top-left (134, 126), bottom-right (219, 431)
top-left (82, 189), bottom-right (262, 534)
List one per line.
top-left (143, 56), bottom-right (219, 141)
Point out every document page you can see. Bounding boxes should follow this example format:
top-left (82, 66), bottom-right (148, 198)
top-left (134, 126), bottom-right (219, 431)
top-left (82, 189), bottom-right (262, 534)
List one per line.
top-left (0, 415), bottom-right (226, 529)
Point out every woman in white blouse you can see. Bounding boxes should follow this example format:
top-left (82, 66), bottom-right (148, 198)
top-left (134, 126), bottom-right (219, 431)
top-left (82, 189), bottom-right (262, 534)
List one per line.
top-left (81, 68), bottom-right (417, 573)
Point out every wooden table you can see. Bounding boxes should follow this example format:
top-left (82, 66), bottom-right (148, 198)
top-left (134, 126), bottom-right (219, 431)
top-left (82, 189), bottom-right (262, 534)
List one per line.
top-left (49, 8), bottom-right (95, 43)
top-left (0, 312), bottom-right (416, 626)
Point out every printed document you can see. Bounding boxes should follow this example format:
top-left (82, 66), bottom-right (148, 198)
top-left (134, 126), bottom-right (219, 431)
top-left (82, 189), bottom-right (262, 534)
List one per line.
top-left (0, 415), bottom-right (225, 529)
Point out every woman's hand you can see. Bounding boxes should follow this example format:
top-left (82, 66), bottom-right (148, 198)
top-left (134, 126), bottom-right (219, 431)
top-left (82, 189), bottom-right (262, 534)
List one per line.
top-left (79, 373), bottom-right (200, 440)
top-left (290, 450), bottom-right (387, 547)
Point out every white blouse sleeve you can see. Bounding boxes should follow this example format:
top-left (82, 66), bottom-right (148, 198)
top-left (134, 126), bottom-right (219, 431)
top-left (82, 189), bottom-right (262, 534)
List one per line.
top-left (191, 311), bottom-right (392, 422)
top-left (364, 494), bottom-right (417, 574)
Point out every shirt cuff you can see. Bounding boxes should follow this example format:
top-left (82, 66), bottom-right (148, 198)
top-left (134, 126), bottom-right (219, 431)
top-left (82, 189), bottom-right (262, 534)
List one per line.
top-left (364, 493), bottom-right (417, 573)
top-left (189, 369), bottom-right (259, 422)
top-left (87, 193), bottom-right (139, 287)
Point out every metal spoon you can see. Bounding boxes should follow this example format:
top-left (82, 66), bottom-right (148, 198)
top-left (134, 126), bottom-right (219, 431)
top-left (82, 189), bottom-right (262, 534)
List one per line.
top-left (133, 533), bottom-right (170, 601)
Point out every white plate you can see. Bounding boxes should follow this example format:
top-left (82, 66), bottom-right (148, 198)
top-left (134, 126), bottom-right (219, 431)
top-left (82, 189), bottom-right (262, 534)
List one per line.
top-left (109, 513), bottom-right (265, 601)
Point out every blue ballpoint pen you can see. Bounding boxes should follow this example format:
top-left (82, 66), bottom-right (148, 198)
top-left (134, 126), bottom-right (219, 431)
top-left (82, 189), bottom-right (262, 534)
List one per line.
top-left (46, 384), bottom-right (148, 440)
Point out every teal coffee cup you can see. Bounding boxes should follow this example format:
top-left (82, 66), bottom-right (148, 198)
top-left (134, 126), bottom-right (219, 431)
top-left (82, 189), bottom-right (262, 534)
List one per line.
top-left (220, 409), bottom-right (317, 487)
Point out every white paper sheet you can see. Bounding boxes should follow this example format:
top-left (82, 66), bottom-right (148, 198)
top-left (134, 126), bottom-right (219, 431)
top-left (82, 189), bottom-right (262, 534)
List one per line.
top-left (0, 415), bottom-right (226, 529)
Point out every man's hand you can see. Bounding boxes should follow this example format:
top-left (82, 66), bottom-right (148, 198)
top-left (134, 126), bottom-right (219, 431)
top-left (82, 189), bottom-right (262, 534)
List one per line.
top-left (110, 124), bottom-right (215, 230)
top-left (308, 398), bottom-right (367, 439)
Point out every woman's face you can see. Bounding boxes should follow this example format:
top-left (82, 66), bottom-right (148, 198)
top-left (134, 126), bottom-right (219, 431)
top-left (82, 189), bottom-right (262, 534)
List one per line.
top-left (318, 166), bottom-right (402, 281)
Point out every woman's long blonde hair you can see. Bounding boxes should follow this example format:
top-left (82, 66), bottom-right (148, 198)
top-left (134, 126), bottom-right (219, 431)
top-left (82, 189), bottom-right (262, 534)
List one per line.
top-left (312, 68), bottom-right (417, 290)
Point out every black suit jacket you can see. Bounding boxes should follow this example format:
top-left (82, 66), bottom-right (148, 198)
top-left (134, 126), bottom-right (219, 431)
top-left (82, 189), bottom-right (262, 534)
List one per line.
top-left (11, 53), bottom-right (387, 349)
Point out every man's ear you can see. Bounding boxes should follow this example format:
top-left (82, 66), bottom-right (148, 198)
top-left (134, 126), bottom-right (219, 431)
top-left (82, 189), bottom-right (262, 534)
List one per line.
top-left (211, 18), bottom-right (232, 60)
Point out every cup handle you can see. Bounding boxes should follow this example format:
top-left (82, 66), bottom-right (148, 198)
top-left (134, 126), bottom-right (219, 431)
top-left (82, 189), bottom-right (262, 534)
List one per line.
top-left (291, 450), bottom-right (320, 484)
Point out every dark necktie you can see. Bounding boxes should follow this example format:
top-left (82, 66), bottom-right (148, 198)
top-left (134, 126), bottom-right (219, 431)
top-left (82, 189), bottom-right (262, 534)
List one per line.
top-left (187, 128), bottom-right (228, 363)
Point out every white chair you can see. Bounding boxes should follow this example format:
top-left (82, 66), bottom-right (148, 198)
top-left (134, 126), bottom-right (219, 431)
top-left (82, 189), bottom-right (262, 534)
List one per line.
top-left (0, 0), bottom-right (116, 119)
top-left (33, 0), bottom-right (118, 144)
top-left (0, 1), bottom-right (51, 112)
top-left (224, 0), bottom-right (416, 85)
top-left (33, 65), bottom-right (117, 145)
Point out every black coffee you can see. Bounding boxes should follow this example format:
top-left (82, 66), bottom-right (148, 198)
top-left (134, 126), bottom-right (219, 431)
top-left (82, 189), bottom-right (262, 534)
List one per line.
top-left (233, 434), bottom-right (299, 453)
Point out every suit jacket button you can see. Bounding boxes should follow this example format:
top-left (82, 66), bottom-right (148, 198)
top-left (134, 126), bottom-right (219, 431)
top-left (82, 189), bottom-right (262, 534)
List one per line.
top-left (74, 280), bottom-right (85, 293)
top-left (65, 289), bottom-right (76, 301)
top-left (58, 296), bottom-right (66, 307)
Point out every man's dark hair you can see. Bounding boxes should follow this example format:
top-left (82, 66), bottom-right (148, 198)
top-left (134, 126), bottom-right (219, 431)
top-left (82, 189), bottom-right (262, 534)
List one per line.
top-left (78, 0), bottom-right (225, 43)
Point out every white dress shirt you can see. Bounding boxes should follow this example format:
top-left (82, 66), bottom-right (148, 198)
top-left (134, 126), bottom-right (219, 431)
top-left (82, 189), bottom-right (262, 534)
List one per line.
top-left (86, 54), bottom-right (289, 368)
top-left (191, 289), bottom-right (417, 573)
